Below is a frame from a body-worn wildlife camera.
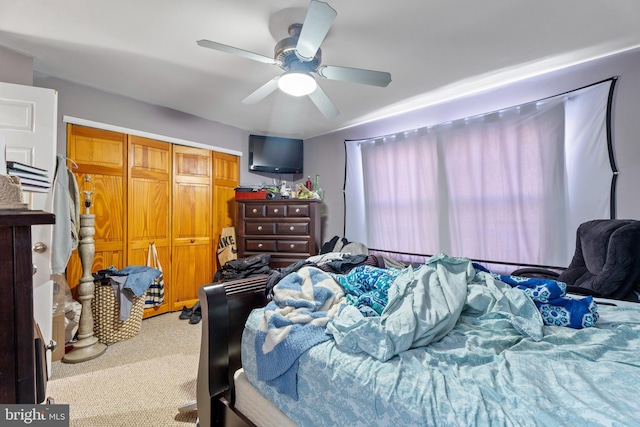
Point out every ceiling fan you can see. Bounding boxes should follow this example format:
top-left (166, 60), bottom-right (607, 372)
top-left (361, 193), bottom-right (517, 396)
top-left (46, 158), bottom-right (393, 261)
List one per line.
top-left (197, 0), bottom-right (392, 118)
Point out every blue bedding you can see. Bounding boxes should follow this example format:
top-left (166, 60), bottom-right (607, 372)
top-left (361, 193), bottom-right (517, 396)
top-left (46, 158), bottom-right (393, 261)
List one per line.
top-left (242, 256), bottom-right (640, 426)
top-left (254, 267), bottom-right (345, 399)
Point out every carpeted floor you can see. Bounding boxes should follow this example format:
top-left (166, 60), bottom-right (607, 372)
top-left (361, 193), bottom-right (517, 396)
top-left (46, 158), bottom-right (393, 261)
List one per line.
top-left (47, 312), bottom-right (201, 426)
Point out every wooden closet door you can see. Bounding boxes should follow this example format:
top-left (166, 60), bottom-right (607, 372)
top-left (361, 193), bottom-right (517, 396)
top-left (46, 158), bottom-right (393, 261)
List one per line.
top-left (212, 151), bottom-right (240, 271)
top-left (128, 136), bottom-right (172, 317)
top-left (66, 125), bottom-right (127, 297)
top-left (172, 145), bottom-right (212, 311)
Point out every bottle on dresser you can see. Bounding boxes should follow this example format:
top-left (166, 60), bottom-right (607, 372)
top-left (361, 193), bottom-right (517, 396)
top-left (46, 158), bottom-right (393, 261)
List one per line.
top-left (313, 175), bottom-right (323, 200)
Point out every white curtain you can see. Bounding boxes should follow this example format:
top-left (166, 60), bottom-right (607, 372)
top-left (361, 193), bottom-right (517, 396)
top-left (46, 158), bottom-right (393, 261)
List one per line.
top-left (345, 80), bottom-right (613, 269)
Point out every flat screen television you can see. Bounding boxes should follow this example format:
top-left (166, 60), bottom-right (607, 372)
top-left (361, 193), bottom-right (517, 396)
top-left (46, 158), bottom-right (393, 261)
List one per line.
top-left (248, 134), bottom-right (303, 174)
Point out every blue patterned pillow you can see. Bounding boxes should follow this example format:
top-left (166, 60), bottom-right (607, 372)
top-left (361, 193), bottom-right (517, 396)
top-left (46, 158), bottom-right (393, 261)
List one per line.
top-left (334, 266), bottom-right (400, 316)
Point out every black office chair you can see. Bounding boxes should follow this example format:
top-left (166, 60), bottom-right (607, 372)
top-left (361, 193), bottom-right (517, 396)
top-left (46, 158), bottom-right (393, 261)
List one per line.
top-left (514, 219), bottom-right (640, 302)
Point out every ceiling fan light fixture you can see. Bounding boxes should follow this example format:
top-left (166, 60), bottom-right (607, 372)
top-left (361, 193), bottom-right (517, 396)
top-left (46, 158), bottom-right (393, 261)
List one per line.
top-left (278, 71), bottom-right (317, 96)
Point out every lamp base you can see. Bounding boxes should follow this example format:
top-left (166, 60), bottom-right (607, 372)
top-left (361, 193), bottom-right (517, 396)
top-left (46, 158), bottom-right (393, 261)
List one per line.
top-left (62, 338), bottom-right (107, 364)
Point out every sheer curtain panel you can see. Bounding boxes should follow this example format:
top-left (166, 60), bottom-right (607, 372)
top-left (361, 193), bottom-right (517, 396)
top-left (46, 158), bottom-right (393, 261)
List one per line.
top-left (345, 80), bottom-right (615, 269)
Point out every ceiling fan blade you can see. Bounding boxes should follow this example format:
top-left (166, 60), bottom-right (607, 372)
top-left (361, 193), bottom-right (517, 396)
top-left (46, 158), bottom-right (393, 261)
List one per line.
top-left (316, 65), bottom-right (392, 87)
top-left (308, 85), bottom-right (339, 118)
top-left (296, 0), bottom-right (337, 61)
top-left (197, 39), bottom-right (276, 65)
top-left (242, 77), bottom-right (280, 105)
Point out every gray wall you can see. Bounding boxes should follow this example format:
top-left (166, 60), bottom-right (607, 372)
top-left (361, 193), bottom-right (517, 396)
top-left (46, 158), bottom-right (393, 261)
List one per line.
top-left (34, 76), bottom-right (250, 169)
top-left (0, 45), bottom-right (33, 85)
top-left (306, 48), bottom-right (640, 243)
top-left (32, 75), bottom-right (303, 188)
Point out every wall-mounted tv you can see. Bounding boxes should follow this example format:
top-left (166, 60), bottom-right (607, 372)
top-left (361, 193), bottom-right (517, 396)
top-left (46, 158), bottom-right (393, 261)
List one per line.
top-left (248, 134), bottom-right (303, 174)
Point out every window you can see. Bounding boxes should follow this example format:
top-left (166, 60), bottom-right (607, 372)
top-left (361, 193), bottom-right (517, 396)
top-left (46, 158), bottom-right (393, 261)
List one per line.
top-left (345, 80), bottom-right (615, 270)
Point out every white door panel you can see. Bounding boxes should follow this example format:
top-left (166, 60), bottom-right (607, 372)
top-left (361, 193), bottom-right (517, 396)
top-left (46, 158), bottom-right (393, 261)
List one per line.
top-left (0, 81), bottom-right (57, 375)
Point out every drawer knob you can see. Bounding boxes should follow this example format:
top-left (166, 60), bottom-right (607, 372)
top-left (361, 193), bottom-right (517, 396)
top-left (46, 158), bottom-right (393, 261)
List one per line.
top-left (289, 226), bottom-right (295, 231)
top-left (295, 208), bottom-right (300, 213)
top-left (258, 243), bottom-right (263, 248)
top-left (290, 244), bottom-right (295, 249)
top-left (252, 208), bottom-right (258, 213)
top-left (258, 225), bottom-right (263, 231)
top-left (273, 208), bottom-right (279, 213)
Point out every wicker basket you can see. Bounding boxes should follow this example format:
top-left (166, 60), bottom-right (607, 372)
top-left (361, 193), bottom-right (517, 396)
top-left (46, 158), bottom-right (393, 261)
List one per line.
top-left (92, 283), bottom-right (146, 344)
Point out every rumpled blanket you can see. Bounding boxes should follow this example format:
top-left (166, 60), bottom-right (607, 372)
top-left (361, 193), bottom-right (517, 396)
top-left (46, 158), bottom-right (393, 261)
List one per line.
top-left (327, 254), bottom-right (473, 361)
top-left (474, 263), bottom-right (599, 328)
top-left (327, 254), bottom-right (545, 361)
top-left (255, 267), bottom-right (345, 400)
top-left (255, 254), bottom-right (596, 398)
top-left (464, 271), bottom-right (544, 341)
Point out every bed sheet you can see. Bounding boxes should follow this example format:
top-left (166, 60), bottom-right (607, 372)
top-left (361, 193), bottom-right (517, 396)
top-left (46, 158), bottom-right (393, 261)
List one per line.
top-left (242, 303), bottom-right (640, 427)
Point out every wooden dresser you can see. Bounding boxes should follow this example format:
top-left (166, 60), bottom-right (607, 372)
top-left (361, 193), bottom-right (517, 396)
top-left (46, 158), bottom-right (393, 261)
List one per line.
top-left (236, 199), bottom-right (321, 268)
top-left (0, 210), bottom-right (55, 404)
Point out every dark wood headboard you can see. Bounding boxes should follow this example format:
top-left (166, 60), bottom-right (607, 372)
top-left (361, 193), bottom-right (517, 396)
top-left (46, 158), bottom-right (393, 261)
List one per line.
top-left (197, 275), bottom-right (268, 427)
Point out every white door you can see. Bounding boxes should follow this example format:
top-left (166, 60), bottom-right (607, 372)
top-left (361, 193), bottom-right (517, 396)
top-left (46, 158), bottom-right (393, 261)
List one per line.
top-left (0, 81), bottom-right (57, 374)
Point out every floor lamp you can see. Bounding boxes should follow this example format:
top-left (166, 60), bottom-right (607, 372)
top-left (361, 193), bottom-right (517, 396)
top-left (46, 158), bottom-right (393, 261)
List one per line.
top-left (63, 174), bottom-right (107, 363)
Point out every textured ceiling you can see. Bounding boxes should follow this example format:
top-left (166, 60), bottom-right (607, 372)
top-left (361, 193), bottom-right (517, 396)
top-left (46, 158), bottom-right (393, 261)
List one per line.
top-left (1, 0), bottom-right (639, 139)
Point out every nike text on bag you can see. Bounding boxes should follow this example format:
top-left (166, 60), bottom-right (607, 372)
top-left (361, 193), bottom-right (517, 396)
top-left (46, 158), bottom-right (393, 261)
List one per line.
top-left (217, 226), bottom-right (238, 266)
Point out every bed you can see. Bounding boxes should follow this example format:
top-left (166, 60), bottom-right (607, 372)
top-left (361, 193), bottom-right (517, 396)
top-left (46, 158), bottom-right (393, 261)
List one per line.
top-left (196, 254), bottom-right (640, 427)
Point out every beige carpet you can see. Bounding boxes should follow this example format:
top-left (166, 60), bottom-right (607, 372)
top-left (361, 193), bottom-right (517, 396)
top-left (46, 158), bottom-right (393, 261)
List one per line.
top-left (47, 312), bottom-right (201, 427)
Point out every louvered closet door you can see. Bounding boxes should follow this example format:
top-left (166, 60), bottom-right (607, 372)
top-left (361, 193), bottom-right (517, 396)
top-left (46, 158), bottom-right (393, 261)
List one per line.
top-left (66, 124), bottom-right (127, 298)
top-left (128, 135), bottom-right (172, 317)
top-left (212, 151), bottom-right (240, 271)
top-left (172, 145), bottom-right (212, 311)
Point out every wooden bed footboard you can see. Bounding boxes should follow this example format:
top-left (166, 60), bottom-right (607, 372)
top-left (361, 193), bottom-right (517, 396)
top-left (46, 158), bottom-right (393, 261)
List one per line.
top-left (197, 275), bottom-right (269, 427)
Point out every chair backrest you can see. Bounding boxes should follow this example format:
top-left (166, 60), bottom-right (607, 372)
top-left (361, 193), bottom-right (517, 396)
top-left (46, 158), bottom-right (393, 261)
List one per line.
top-left (558, 219), bottom-right (640, 301)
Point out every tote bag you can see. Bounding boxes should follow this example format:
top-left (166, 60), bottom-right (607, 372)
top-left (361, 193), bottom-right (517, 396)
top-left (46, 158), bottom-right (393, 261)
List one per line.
top-left (217, 226), bottom-right (238, 266)
top-left (144, 242), bottom-right (165, 308)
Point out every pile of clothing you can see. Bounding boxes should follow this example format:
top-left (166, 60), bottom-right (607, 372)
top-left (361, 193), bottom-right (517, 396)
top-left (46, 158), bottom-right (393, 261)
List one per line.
top-left (93, 266), bottom-right (161, 321)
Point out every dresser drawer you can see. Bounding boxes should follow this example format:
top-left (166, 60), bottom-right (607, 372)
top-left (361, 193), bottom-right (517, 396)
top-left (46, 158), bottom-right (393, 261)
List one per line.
top-left (277, 240), bottom-right (309, 253)
top-left (245, 222), bottom-right (276, 234)
top-left (287, 204), bottom-right (310, 217)
top-left (266, 204), bottom-right (286, 217)
top-left (276, 222), bottom-right (309, 235)
top-left (244, 204), bottom-right (266, 218)
top-left (245, 239), bottom-right (277, 252)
